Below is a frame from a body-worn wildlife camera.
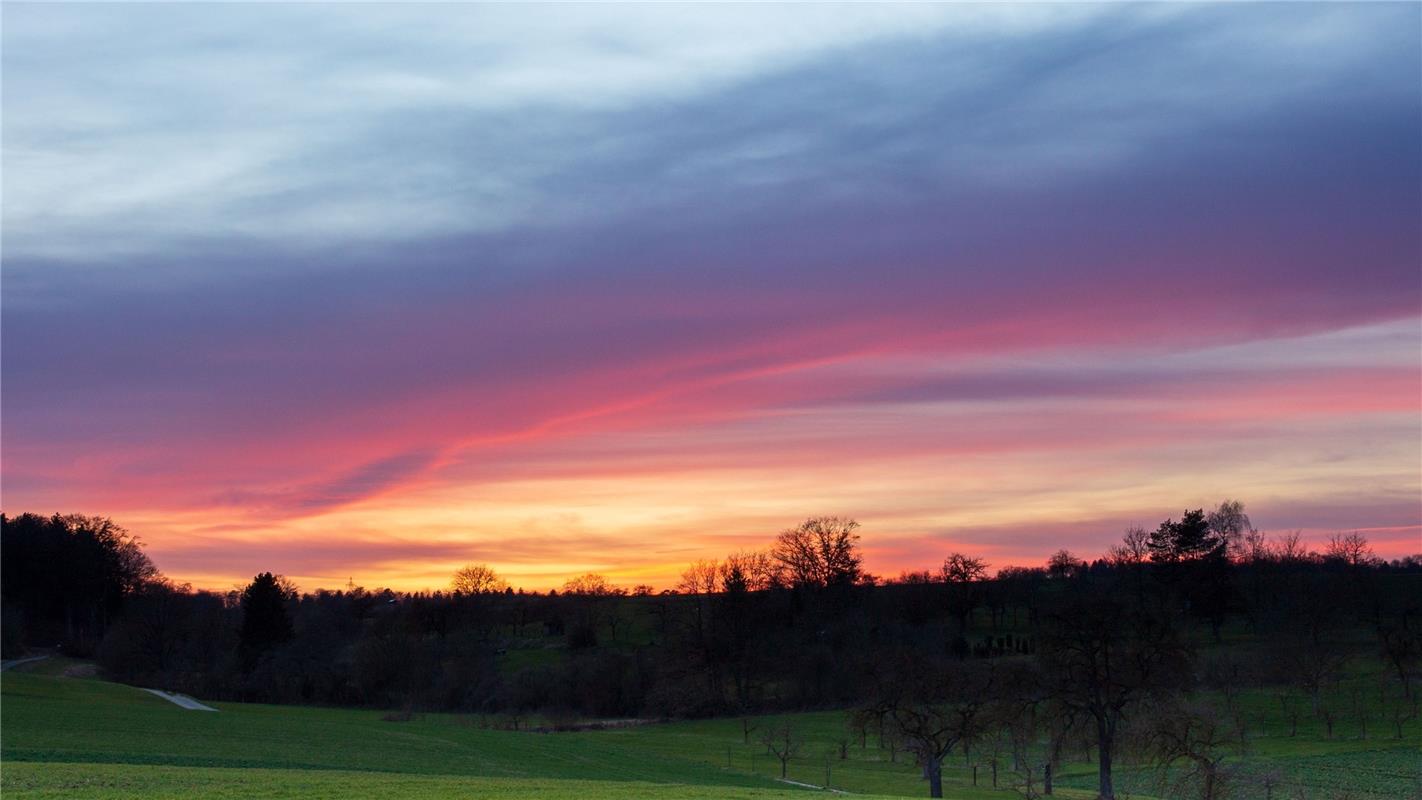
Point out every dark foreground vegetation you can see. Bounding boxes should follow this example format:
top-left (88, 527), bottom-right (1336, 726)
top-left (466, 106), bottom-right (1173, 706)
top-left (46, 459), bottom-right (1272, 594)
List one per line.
top-left (3, 505), bottom-right (1419, 799)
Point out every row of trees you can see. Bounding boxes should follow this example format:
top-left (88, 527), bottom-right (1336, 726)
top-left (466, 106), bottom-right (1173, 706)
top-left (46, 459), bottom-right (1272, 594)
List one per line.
top-left (3, 506), bottom-right (1418, 799)
top-left (840, 506), bottom-right (1418, 799)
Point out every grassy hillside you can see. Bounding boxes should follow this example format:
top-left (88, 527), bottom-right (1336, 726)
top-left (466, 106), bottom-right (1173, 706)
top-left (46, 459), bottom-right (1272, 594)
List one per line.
top-left (2, 661), bottom-right (1417, 799)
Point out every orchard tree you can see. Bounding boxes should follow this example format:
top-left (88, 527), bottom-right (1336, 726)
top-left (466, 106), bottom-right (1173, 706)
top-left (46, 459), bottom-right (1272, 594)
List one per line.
top-left (1038, 577), bottom-right (1191, 800)
top-left (871, 655), bottom-right (996, 798)
top-left (760, 720), bottom-right (801, 778)
top-left (1141, 700), bottom-right (1244, 800)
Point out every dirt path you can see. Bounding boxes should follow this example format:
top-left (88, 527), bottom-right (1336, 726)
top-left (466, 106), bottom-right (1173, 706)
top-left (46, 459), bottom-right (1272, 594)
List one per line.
top-left (776, 777), bottom-right (851, 794)
top-left (0, 655), bottom-right (49, 672)
top-left (142, 688), bottom-right (218, 711)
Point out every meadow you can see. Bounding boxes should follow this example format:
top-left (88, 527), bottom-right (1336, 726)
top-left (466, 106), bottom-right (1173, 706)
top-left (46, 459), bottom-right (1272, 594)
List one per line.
top-left (2, 657), bottom-right (1416, 799)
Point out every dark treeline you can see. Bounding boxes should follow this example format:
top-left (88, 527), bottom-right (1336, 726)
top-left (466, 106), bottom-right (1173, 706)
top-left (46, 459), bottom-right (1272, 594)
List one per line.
top-left (3, 506), bottom-right (1419, 797)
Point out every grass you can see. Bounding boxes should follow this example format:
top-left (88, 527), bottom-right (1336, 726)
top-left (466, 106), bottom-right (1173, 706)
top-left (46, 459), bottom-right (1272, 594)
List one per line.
top-left (0, 763), bottom-right (829, 800)
top-left (0, 668), bottom-right (906, 799)
top-left (2, 657), bottom-right (1417, 799)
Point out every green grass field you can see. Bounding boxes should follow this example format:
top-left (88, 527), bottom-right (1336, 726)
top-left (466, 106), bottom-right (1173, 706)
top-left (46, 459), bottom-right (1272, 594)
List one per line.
top-left (2, 659), bottom-right (1417, 799)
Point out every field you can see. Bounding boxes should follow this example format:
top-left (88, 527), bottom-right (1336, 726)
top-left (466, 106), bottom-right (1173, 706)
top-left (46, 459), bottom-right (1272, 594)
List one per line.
top-left (2, 659), bottom-right (1417, 799)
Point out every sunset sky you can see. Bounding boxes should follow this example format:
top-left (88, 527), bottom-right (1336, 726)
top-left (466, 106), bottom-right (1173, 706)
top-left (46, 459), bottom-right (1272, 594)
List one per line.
top-left (3, 3), bottom-right (1419, 591)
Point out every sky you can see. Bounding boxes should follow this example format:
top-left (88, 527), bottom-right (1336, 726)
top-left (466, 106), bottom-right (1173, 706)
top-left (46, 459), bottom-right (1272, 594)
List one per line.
top-left (3, 3), bottom-right (1420, 592)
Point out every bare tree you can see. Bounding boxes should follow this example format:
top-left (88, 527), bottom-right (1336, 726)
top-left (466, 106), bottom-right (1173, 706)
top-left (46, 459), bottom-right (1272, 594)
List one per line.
top-left (1269, 531), bottom-right (1311, 563)
top-left (1045, 549), bottom-right (1085, 579)
top-left (772, 517), bottom-right (862, 589)
top-left (760, 720), bottom-right (800, 779)
top-left (1256, 768), bottom-right (1286, 800)
top-left (560, 573), bottom-right (625, 643)
top-left (1038, 580), bottom-right (1191, 800)
top-left (941, 553), bottom-right (989, 583)
top-left (941, 553), bottom-right (989, 636)
top-left (721, 549), bottom-right (779, 592)
top-left (1386, 689), bottom-right (1419, 739)
top-left (678, 559), bottom-right (720, 596)
top-left (1324, 532), bottom-right (1375, 567)
top-left (1107, 526), bottom-right (1151, 567)
top-left (741, 715), bottom-right (759, 744)
top-left (1275, 639), bottom-right (1347, 715)
top-left (1142, 700), bottom-right (1244, 800)
top-left (451, 564), bottom-right (508, 595)
top-left (875, 658), bottom-right (995, 798)
top-left (561, 573), bottom-right (619, 596)
top-left (847, 707), bottom-right (874, 750)
top-left (1377, 614), bottom-right (1420, 701)
top-left (1207, 499), bottom-right (1254, 562)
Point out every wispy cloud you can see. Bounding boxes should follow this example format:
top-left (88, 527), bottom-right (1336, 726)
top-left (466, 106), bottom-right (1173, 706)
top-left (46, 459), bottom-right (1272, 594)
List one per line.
top-left (3, 3), bottom-right (1418, 589)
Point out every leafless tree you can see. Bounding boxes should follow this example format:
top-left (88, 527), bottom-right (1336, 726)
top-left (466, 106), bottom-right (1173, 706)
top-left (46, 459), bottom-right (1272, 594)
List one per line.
top-left (740, 715), bottom-right (759, 744)
top-left (721, 549), bottom-right (779, 592)
top-left (1269, 531), bottom-right (1311, 563)
top-left (1038, 581), bottom-right (1191, 800)
top-left (1317, 695), bottom-right (1338, 739)
top-left (1257, 767), bottom-right (1286, 800)
top-left (561, 573), bottom-right (620, 596)
top-left (941, 552), bottom-right (989, 635)
top-left (678, 559), bottom-right (720, 595)
top-left (561, 572), bottom-right (625, 643)
top-left (1386, 689), bottom-right (1419, 739)
top-left (847, 708), bottom-right (874, 750)
top-left (451, 564), bottom-right (508, 595)
top-left (941, 553), bottom-right (988, 583)
top-left (1325, 532), bottom-right (1375, 567)
top-left (1045, 549), bottom-right (1085, 579)
top-left (1142, 699), bottom-right (1244, 800)
top-left (771, 516), bottom-right (862, 589)
top-left (1276, 639), bottom-right (1347, 715)
top-left (1377, 614), bottom-right (1420, 701)
top-left (760, 720), bottom-right (800, 779)
top-left (1107, 526), bottom-right (1151, 567)
top-left (1207, 499), bottom-right (1254, 561)
top-left (877, 658), bottom-right (995, 798)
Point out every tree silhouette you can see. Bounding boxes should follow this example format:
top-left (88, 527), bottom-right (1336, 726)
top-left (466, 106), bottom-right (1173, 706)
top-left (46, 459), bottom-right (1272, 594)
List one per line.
top-left (760, 720), bottom-right (800, 778)
top-left (451, 564), bottom-right (508, 594)
top-left (1038, 576), bottom-right (1191, 800)
top-left (1149, 509), bottom-right (1225, 564)
top-left (239, 572), bottom-right (295, 670)
top-left (772, 517), bottom-right (861, 589)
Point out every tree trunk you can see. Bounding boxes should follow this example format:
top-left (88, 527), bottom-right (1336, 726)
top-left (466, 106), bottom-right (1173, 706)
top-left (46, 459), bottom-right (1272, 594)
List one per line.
top-left (1096, 715), bottom-right (1115, 800)
top-left (926, 756), bottom-right (943, 798)
top-left (1203, 764), bottom-right (1216, 800)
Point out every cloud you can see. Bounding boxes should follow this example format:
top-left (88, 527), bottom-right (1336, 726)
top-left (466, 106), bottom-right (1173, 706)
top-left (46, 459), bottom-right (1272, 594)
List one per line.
top-left (4, 4), bottom-right (1415, 265)
top-left (212, 449), bottom-right (440, 515)
top-left (2, 4), bottom-right (1418, 588)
